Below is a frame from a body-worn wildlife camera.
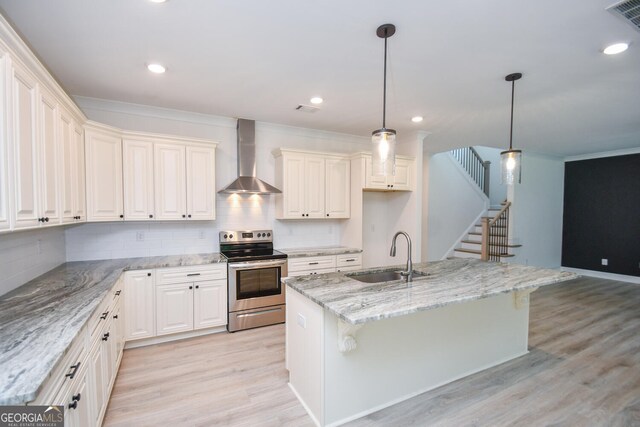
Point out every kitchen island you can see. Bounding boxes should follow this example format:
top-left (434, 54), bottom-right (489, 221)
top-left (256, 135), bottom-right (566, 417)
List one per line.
top-left (283, 258), bottom-right (577, 426)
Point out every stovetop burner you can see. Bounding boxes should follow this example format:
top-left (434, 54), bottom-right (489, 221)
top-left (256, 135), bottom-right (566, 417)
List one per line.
top-left (219, 230), bottom-right (287, 262)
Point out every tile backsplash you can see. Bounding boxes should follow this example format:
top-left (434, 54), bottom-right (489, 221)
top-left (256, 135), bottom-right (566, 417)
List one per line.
top-left (0, 228), bottom-right (66, 296)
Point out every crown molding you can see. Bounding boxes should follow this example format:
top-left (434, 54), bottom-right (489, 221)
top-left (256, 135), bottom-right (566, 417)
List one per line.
top-left (564, 146), bottom-right (640, 162)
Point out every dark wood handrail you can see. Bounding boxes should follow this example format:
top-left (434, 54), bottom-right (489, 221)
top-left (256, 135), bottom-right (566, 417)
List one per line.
top-left (481, 202), bottom-right (511, 262)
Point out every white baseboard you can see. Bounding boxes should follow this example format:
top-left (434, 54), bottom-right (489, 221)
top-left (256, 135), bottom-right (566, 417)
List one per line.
top-left (124, 326), bottom-right (227, 349)
top-left (561, 267), bottom-right (640, 284)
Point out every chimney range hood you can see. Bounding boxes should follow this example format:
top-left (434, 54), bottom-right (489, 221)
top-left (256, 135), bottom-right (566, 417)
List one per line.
top-left (218, 119), bottom-right (281, 194)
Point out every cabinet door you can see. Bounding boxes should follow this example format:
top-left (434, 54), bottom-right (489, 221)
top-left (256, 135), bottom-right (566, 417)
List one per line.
top-left (305, 156), bottom-right (325, 218)
top-left (38, 87), bottom-right (60, 224)
top-left (85, 129), bottom-right (123, 221)
top-left (124, 270), bottom-right (155, 341)
top-left (112, 302), bottom-right (124, 365)
top-left (10, 61), bottom-right (40, 229)
top-left (156, 283), bottom-right (193, 335)
top-left (325, 158), bottom-right (350, 218)
top-left (193, 280), bottom-right (227, 330)
top-left (67, 365), bottom-right (92, 427)
top-left (185, 144), bottom-right (215, 220)
top-left (59, 108), bottom-right (74, 224)
top-left (0, 57), bottom-right (9, 231)
top-left (123, 139), bottom-right (154, 220)
top-left (391, 158), bottom-right (413, 191)
top-left (281, 154), bottom-right (306, 218)
top-left (154, 143), bottom-right (186, 220)
top-left (364, 156), bottom-right (389, 190)
top-left (72, 124), bottom-right (86, 221)
top-left (87, 340), bottom-right (105, 427)
top-left (100, 320), bottom-right (115, 394)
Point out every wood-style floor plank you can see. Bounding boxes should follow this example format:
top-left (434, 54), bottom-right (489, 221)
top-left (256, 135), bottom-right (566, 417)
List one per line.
top-left (103, 277), bottom-right (640, 426)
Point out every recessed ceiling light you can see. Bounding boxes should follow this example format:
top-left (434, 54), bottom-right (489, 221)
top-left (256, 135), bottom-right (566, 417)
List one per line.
top-left (411, 116), bottom-right (424, 123)
top-left (149, 0), bottom-right (167, 3)
top-left (310, 97), bottom-right (323, 105)
top-left (147, 63), bottom-right (166, 74)
top-left (603, 42), bottom-right (629, 55)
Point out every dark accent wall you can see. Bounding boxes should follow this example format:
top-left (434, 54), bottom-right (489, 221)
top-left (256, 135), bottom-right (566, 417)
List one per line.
top-left (562, 153), bottom-right (640, 277)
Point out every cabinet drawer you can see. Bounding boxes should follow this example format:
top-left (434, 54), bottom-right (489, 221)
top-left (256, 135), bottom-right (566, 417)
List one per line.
top-left (288, 256), bottom-right (336, 273)
top-left (288, 267), bottom-right (336, 277)
top-left (336, 253), bottom-right (362, 268)
top-left (155, 265), bottom-right (226, 285)
top-left (88, 296), bottom-right (111, 342)
top-left (32, 326), bottom-right (87, 405)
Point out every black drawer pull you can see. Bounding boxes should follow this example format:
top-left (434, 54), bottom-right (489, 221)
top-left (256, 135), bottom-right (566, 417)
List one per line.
top-left (72, 393), bottom-right (81, 402)
top-left (68, 401), bottom-right (77, 410)
top-left (189, 285), bottom-right (193, 290)
top-left (147, 272), bottom-right (152, 277)
top-left (345, 259), bottom-right (356, 262)
top-left (65, 362), bottom-right (80, 379)
top-left (186, 273), bottom-right (201, 276)
top-left (100, 311), bottom-right (109, 320)
top-left (115, 290), bottom-right (121, 296)
top-left (308, 262), bottom-right (319, 265)
top-left (102, 332), bottom-right (110, 341)
top-left (113, 314), bottom-right (118, 319)
top-left (195, 285), bottom-right (199, 289)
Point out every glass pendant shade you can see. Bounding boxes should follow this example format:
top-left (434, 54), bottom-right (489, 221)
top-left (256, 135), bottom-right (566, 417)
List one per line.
top-left (500, 149), bottom-right (522, 185)
top-left (372, 128), bottom-right (396, 176)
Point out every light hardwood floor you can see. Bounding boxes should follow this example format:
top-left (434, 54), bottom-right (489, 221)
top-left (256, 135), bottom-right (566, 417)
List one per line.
top-left (104, 277), bottom-right (640, 426)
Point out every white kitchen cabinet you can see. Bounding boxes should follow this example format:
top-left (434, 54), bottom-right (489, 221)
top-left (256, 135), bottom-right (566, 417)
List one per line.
top-left (154, 142), bottom-right (186, 220)
top-left (363, 154), bottom-right (415, 191)
top-left (10, 60), bottom-right (40, 229)
top-left (57, 359), bottom-right (92, 427)
top-left (156, 282), bottom-right (194, 336)
top-left (193, 280), bottom-right (227, 330)
top-left (336, 253), bottom-right (363, 272)
top-left (0, 55), bottom-right (9, 231)
top-left (87, 339), bottom-right (105, 427)
top-left (85, 122), bottom-right (124, 221)
top-left (38, 86), bottom-right (60, 225)
top-left (325, 157), bottom-right (350, 218)
top-left (72, 124), bottom-right (86, 222)
top-left (185, 144), bottom-right (216, 220)
top-left (287, 253), bottom-right (362, 277)
top-left (59, 107), bottom-right (75, 224)
top-left (123, 139), bottom-right (155, 220)
top-left (124, 270), bottom-right (155, 341)
top-left (273, 149), bottom-right (350, 220)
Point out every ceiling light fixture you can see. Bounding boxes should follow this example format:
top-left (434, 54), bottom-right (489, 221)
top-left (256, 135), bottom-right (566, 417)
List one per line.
top-left (411, 116), bottom-right (423, 123)
top-left (147, 63), bottom-right (166, 74)
top-left (603, 42), bottom-right (629, 55)
top-left (310, 97), bottom-right (323, 104)
top-left (371, 23), bottom-right (396, 177)
top-left (148, 0), bottom-right (167, 3)
top-left (501, 72), bottom-right (523, 185)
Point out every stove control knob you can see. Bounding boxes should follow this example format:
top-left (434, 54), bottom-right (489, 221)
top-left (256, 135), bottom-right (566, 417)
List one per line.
top-left (261, 233), bottom-right (265, 237)
top-left (267, 233), bottom-right (271, 237)
top-left (229, 234), bottom-right (234, 239)
top-left (224, 234), bottom-right (228, 239)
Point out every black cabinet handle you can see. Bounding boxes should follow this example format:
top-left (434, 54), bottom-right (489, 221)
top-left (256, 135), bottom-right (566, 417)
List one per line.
top-left (188, 214), bottom-right (192, 218)
top-left (45, 217), bottom-right (49, 222)
top-left (38, 217), bottom-right (43, 223)
top-left (68, 401), bottom-right (77, 410)
top-left (182, 214), bottom-right (186, 218)
top-left (102, 332), bottom-right (110, 341)
top-left (65, 362), bottom-right (80, 379)
top-left (100, 311), bottom-right (109, 320)
top-left (147, 272), bottom-right (152, 277)
top-left (72, 393), bottom-right (81, 402)
top-left (119, 214), bottom-right (124, 219)
top-left (149, 214), bottom-right (153, 218)
top-left (189, 285), bottom-right (193, 290)
top-left (115, 290), bottom-right (121, 296)
top-left (186, 273), bottom-right (201, 277)
top-left (301, 213), bottom-right (304, 217)
top-left (345, 258), bottom-right (356, 262)
top-left (113, 314), bottom-right (118, 319)
top-left (195, 285), bottom-right (199, 289)
top-left (308, 262), bottom-right (319, 265)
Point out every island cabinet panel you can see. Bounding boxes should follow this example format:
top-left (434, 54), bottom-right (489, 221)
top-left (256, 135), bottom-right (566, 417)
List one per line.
top-left (287, 290), bottom-right (530, 426)
top-left (85, 124), bottom-right (124, 221)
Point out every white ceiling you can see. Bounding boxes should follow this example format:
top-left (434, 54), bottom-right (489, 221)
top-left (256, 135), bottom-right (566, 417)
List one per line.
top-left (0, 0), bottom-right (639, 156)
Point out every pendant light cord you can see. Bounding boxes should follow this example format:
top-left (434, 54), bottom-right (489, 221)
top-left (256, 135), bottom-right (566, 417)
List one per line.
top-left (382, 28), bottom-right (388, 129)
top-left (509, 79), bottom-right (515, 151)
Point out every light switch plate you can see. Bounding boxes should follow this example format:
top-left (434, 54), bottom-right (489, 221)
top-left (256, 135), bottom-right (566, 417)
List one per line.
top-left (601, 258), bottom-right (608, 266)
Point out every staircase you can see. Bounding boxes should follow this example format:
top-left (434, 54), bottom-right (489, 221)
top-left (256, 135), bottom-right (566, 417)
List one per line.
top-left (453, 205), bottom-right (514, 260)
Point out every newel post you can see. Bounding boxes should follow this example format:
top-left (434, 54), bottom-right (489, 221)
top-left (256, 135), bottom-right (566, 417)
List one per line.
top-left (481, 217), bottom-right (490, 261)
top-left (483, 161), bottom-right (491, 198)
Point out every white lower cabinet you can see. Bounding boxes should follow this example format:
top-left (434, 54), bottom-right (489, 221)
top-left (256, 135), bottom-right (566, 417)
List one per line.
top-left (124, 270), bottom-right (155, 341)
top-left (87, 340), bottom-right (105, 427)
top-left (156, 282), bottom-right (194, 335)
top-left (287, 253), bottom-right (362, 277)
top-left (193, 280), bottom-right (227, 330)
top-left (56, 361), bottom-right (91, 427)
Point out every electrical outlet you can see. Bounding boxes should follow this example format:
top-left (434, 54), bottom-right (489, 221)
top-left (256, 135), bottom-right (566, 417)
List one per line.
top-left (136, 232), bottom-right (145, 241)
top-left (198, 231), bottom-right (205, 239)
top-left (601, 258), bottom-right (608, 266)
top-left (297, 313), bottom-right (306, 329)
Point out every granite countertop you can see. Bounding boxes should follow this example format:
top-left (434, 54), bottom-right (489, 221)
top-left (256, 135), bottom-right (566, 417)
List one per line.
top-left (283, 258), bottom-right (578, 325)
top-left (278, 246), bottom-right (362, 258)
top-left (0, 253), bottom-right (226, 405)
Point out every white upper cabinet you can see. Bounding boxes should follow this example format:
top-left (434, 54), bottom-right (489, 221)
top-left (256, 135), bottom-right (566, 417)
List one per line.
top-left (273, 149), bottom-right (349, 220)
top-left (325, 157), bottom-right (350, 218)
top-left (72, 124), bottom-right (86, 221)
top-left (38, 86), bottom-right (60, 225)
top-left (154, 142), bottom-right (186, 220)
top-left (123, 139), bottom-right (154, 220)
top-left (0, 54), bottom-right (10, 231)
top-left (9, 60), bottom-right (40, 229)
top-left (185, 144), bottom-right (216, 221)
top-left (363, 154), bottom-right (415, 192)
top-left (59, 107), bottom-right (75, 224)
top-left (85, 122), bottom-right (124, 221)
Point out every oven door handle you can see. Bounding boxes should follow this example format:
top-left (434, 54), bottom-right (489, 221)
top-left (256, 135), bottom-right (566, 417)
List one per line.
top-left (229, 260), bottom-right (287, 269)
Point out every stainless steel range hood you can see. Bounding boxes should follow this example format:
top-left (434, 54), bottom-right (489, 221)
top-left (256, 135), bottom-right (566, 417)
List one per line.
top-left (218, 119), bottom-right (281, 194)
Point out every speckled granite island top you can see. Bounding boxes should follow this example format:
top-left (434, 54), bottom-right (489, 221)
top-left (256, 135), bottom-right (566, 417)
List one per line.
top-left (283, 258), bottom-right (578, 325)
top-left (278, 246), bottom-right (362, 258)
top-left (0, 253), bottom-right (226, 405)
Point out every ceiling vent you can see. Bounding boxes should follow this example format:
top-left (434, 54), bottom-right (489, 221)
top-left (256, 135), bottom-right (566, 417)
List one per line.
top-left (295, 104), bottom-right (320, 113)
top-left (607, 0), bottom-right (640, 33)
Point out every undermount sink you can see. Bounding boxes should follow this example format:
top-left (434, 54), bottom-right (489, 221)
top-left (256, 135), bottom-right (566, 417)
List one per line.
top-left (346, 270), bottom-right (428, 283)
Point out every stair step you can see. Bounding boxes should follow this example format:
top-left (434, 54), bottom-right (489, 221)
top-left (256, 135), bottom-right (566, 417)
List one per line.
top-left (454, 248), bottom-right (515, 258)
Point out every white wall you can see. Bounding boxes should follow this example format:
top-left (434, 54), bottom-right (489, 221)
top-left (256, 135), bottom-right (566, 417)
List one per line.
top-left (424, 152), bottom-right (489, 260)
top-left (473, 146), bottom-right (507, 206)
top-left (66, 97), bottom-right (371, 261)
top-left (0, 228), bottom-right (65, 296)
top-left (508, 152), bottom-right (564, 268)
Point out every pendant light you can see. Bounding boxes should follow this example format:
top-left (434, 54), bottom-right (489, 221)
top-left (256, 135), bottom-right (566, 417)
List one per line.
top-left (501, 72), bottom-right (523, 185)
top-left (372, 24), bottom-right (396, 176)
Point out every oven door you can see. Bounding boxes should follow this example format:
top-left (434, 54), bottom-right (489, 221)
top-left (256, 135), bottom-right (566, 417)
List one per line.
top-left (228, 259), bottom-right (288, 312)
